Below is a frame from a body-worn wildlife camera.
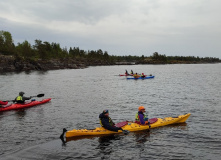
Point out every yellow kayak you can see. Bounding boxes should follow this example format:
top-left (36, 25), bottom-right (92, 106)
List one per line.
top-left (66, 113), bottom-right (191, 138)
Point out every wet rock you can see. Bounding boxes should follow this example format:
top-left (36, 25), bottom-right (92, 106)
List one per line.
top-left (0, 54), bottom-right (103, 73)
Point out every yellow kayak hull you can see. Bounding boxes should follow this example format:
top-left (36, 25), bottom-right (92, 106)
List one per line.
top-left (66, 113), bottom-right (191, 138)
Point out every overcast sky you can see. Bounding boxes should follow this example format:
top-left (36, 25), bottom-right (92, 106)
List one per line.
top-left (0, 0), bottom-right (220, 58)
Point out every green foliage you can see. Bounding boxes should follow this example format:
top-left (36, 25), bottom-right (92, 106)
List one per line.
top-left (151, 52), bottom-right (167, 62)
top-left (0, 30), bottom-right (220, 64)
top-left (69, 47), bottom-right (86, 58)
top-left (16, 40), bottom-right (33, 58)
top-left (0, 30), bottom-right (15, 55)
top-left (113, 55), bottom-right (141, 62)
top-left (150, 53), bottom-right (220, 63)
top-left (104, 51), bottom-right (109, 60)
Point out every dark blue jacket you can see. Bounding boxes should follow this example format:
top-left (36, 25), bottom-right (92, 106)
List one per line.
top-left (99, 113), bottom-right (122, 132)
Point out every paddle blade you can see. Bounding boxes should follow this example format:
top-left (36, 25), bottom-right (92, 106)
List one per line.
top-left (60, 128), bottom-right (67, 146)
top-left (37, 94), bottom-right (45, 97)
top-left (60, 128), bottom-right (67, 139)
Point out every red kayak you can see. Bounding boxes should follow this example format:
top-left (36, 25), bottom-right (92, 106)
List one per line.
top-left (0, 98), bottom-right (51, 112)
top-left (119, 74), bottom-right (147, 76)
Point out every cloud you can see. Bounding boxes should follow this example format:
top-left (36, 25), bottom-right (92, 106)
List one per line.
top-left (0, 0), bottom-right (221, 58)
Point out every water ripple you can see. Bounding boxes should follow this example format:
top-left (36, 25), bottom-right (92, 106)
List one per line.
top-left (1, 64), bottom-right (221, 159)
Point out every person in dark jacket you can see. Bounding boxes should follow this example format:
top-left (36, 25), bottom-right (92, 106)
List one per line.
top-left (15, 92), bottom-right (32, 103)
top-left (99, 110), bottom-right (123, 132)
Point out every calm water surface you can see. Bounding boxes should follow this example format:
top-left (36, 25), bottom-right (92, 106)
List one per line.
top-left (0, 64), bottom-right (221, 160)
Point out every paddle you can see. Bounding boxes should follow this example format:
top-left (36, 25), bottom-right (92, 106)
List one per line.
top-left (60, 128), bottom-right (68, 145)
top-left (30, 94), bottom-right (45, 98)
top-left (60, 128), bottom-right (67, 138)
top-left (147, 121), bottom-right (151, 129)
top-left (122, 129), bottom-right (130, 135)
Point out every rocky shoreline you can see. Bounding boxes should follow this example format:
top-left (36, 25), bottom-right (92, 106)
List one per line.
top-left (0, 54), bottom-right (220, 73)
top-left (0, 55), bottom-right (81, 72)
top-left (0, 54), bottom-right (115, 73)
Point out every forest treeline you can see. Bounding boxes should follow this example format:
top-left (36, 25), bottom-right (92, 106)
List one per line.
top-left (0, 30), bottom-right (220, 64)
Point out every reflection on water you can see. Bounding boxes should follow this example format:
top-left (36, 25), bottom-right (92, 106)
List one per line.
top-left (97, 135), bottom-right (122, 159)
top-left (15, 110), bottom-right (27, 119)
top-left (133, 130), bottom-right (151, 143)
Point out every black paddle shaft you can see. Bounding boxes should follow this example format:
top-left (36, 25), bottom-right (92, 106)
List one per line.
top-left (31, 94), bottom-right (45, 98)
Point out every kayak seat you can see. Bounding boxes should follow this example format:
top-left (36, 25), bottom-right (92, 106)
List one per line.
top-left (114, 121), bottom-right (128, 128)
top-left (149, 118), bottom-right (158, 124)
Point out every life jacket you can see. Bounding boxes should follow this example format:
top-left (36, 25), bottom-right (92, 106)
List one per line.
top-left (135, 112), bottom-right (147, 124)
top-left (100, 117), bottom-right (114, 127)
top-left (16, 96), bottom-right (23, 101)
top-left (141, 74), bottom-right (145, 78)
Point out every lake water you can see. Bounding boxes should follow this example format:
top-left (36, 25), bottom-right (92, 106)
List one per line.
top-left (0, 64), bottom-right (221, 160)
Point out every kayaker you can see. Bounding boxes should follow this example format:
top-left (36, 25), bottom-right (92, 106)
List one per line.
top-left (130, 70), bottom-right (133, 74)
top-left (99, 110), bottom-right (123, 132)
top-left (141, 73), bottom-right (146, 78)
top-left (133, 73), bottom-right (140, 78)
top-left (15, 92), bottom-right (32, 103)
top-left (0, 100), bottom-right (8, 107)
top-left (125, 70), bottom-right (129, 75)
top-left (135, 106), bottom-right (150, 126)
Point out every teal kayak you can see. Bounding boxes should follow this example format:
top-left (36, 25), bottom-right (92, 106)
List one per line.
top-left (127, 76), bottom-right (155, 79)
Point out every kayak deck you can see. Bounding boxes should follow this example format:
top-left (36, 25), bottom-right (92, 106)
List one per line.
top-left (66, 113), bottom-right (191, 138)
top-left (0, 98), bottom-right (51, 112)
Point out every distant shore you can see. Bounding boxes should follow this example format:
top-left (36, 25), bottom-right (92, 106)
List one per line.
top-left (0, 54), bottom-right (220, 73)
top-left (1, 31), bottom-right (220, 73)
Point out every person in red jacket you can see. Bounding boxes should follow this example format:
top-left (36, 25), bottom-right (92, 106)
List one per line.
top-left (141, 73), bottom-right (146, 78)
top-left (125, 70), bottom-right (129, 75)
